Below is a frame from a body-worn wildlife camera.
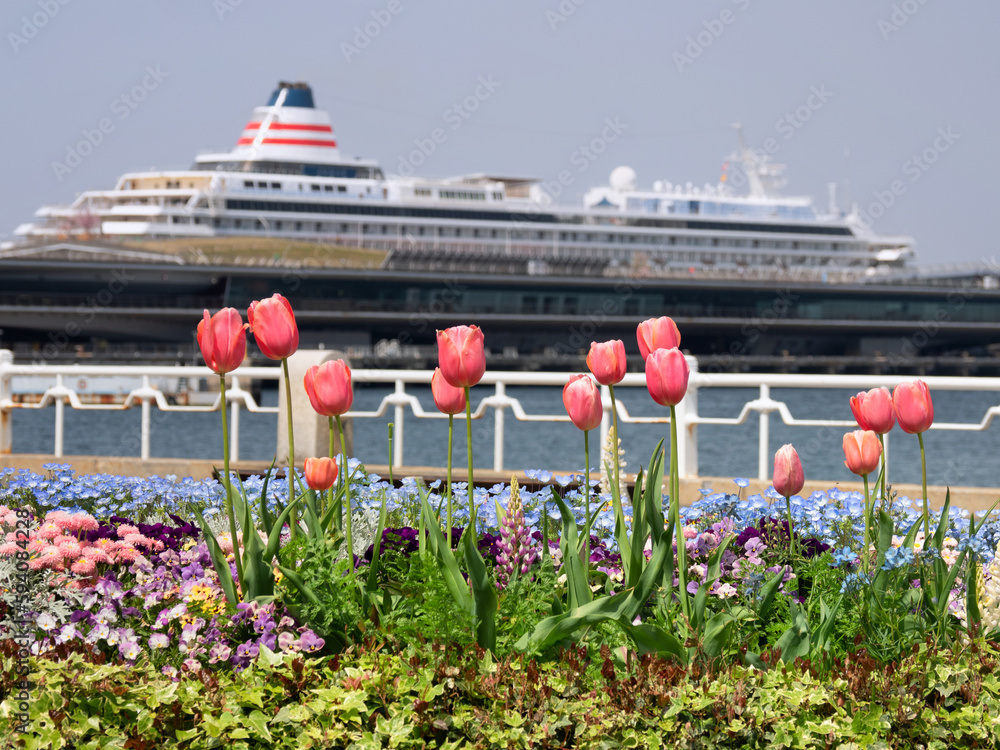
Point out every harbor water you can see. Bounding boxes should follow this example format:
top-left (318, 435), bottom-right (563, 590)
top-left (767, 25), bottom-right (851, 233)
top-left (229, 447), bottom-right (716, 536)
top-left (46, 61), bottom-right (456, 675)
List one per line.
top-left (9, 385), bottom-right (1000, 489)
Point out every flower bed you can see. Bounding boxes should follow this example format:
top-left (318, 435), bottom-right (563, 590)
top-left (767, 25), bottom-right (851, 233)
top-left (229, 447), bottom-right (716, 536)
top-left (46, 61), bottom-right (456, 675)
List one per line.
top-left (2, 305), bottom-right (1000, 748)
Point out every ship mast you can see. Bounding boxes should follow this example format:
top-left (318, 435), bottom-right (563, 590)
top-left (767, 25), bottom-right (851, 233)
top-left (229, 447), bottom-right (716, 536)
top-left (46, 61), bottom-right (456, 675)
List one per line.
top-left (731, 123), bottom-right (786, 198)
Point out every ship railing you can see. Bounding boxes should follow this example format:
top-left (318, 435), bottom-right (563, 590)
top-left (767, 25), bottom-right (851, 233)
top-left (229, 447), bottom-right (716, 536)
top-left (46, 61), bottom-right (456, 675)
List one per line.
top-left (4, 350), bottom-right (1000, 482)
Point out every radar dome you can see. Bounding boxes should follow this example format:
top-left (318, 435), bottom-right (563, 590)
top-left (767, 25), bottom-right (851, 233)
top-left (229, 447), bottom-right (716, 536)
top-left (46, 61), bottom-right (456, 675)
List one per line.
top-left (609, 166), bottom-right (637, 191)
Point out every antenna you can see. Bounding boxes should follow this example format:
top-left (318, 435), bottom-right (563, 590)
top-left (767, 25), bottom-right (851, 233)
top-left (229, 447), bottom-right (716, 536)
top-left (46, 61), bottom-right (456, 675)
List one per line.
top-left (730, 123), bottom-right (766, 198)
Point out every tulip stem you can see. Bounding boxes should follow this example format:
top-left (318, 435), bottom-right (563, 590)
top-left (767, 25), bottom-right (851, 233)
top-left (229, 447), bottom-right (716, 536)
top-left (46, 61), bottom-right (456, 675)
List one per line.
top-left (327, 416), bottom-right (336, 518)
top-left (281, 358), bottom-right (297, 537)
top-left (464, 386), bottom-right (476, 540)
top-left (583, 428), bottom-right (591, 573)
top-left (219, 374), bottom-right (244, 599)
top-left (784, 495), bottom-right (796, 560)
top-left (878, 433), bottom-right (887, 514)
top-left (862, 474), bottom-right (871, 574)
top-left (336, 415), bottom-right (354, 574)
top-left (608, 385), bottom-right (624, 529)
top-left (447, 414), bottom-right (454, 548)
top-left (918, 431), bottom-right (929, 540)
top-left (670, 405), bottom-right (689, 618)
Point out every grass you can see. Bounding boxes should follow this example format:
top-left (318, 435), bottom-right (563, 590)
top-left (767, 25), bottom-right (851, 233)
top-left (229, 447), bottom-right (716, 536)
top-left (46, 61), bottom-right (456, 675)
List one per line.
top-left (123, 236), bottom-right (387, 268)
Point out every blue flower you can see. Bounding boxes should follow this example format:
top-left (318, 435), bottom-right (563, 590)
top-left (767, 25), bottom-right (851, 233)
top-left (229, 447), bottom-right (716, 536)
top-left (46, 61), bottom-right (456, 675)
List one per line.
top-left (734, 477), bottom-right (750, 489)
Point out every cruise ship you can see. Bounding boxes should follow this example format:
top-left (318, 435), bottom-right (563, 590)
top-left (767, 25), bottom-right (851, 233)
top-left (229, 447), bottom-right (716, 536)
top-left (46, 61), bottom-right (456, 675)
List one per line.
top-left (13, 81), bottom-right (915, 280)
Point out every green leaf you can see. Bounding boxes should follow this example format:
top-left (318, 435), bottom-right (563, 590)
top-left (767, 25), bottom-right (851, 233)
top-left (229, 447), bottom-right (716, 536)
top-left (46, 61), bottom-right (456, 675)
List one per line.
top-left (419, 486), bottom-right (473, 615)
top-left (774, 599), bottom-right (811, 663)
top-left (625, 622), bottom-right (687, 664)
top-left (516, 533), bottom-right (668, 654)
top-left (702, 612), bottom-right (736, 658)
top-left (463, 527), bottom-right (498, 652)
top-left (551, 492), bottom-right (592, 610)
top-left (195, 514), bottom-right (238, 604)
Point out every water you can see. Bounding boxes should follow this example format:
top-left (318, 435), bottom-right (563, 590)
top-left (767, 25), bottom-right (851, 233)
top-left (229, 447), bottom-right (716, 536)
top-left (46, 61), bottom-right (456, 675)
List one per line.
top-left (10, 386), bottom-right (1000, 488)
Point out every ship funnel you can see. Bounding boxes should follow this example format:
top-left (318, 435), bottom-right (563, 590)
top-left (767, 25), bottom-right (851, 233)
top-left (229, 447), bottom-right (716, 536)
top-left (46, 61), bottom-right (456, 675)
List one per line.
top-left (230, 81), bottom-right (342, 164)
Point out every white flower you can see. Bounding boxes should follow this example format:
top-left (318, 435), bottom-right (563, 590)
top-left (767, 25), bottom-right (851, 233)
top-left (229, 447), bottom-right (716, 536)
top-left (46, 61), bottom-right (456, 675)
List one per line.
top-left (36, 613), bottom-right (57, 631)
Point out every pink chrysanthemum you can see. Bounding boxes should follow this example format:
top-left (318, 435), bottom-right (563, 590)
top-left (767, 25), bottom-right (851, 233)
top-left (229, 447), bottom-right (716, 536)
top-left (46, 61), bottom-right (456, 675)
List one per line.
top-left (113, 547), bottom-right (140, 563)
top-left (116, 525), bottom-right (140, 538)
top-left (27, 539), bottom-right (51, 554)
top-left (37, 523), bottom-right (62, 540)
top-left (0, 542), bottom-right (20, 556)
top-left (71, 557), bottom-right (96, 575)
top-left (81, 546), bottom-right (112, 565)
top-left (56, 541), bottom-right (82, 559)
top-left (123, 533), bottom-right (154, 549)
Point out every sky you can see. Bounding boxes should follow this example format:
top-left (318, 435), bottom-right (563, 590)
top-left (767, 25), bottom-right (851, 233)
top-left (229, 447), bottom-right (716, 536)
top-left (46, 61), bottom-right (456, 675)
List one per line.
top-left (3, 0), bottom-right (997, 267)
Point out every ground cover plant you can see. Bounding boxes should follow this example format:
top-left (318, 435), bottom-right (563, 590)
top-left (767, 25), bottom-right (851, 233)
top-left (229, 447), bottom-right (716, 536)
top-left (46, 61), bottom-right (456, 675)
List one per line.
top-left (2, 302), bottom-right (1000, 748)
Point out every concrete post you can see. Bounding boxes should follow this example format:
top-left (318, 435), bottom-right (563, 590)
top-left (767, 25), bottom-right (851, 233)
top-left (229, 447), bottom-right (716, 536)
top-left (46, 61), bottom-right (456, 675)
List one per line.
top-left (0, 350), bottom-right (10, 454)
top-left (674, 355), bottom-right (700, 479)
top-left (276, 350), bottom-right (353, 466)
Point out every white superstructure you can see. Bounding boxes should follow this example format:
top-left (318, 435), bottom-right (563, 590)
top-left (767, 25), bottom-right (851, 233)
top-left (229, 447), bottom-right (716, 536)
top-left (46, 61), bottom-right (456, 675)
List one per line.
top-left (14, 82), bottom-right (914, 278)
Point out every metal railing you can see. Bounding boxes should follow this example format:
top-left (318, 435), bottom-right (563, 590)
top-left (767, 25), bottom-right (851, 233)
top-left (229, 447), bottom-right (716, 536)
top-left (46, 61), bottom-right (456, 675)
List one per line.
top-left (2, 349), bottom-right (1000, 479)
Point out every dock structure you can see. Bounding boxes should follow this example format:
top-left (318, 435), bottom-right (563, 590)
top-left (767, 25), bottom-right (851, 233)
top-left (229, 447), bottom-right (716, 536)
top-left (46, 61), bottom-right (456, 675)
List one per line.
top-left (3, 241), bottom-right (1000, 373)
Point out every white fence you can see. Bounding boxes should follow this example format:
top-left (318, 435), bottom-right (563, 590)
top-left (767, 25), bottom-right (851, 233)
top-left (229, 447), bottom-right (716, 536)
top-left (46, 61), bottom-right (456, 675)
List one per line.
top-left (2, 349), bottom-right (1000, 480)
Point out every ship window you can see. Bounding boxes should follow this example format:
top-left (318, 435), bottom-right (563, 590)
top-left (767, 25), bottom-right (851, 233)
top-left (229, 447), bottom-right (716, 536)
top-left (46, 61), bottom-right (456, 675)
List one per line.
top-left (491, 229), bottom-right (498, 238)
top-left (295, 222), bottom-right (303, 231)
top-left (312, 184), bottom-right (321, 191)
top-left (244, 181), bottom-right (254, 188)
top-left (271, 182), bottom-right (281, 189)
top-left (382, 225), bottom-right (389, 234)
top-left (324, 185), bottom-right (333, 192)
top-left (257, 181), bottom-right (267, 188)
top-left (213, 218), bottom-right (220, 227)
top-left (275, 221), bottom-right (283, 230)
top-left (414, 188), bottom-right (432, 197)
top-left (234, 219), bottom-right (242, 229)
top-left (315, 222), bottom-right (323, 232)
top-left (418, 226), bottom-right (425, 235)
top-left (338, 185), bottom-right (347, 193)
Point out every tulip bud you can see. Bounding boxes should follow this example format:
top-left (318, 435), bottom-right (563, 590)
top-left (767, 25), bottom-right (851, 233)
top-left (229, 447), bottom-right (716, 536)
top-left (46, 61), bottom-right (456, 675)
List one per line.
top-left (843, 430), bottom-right (882, 477)
top-left (850, 387), bottom-right (895, 434)
top-left (586, 340), bottom-right (627, 386)
top-left (562, 374), bottom-right (603, 432)
top-left (197, 308), bottom-right (247, 375)
top-left (644, 348), bottom-right (689, 407)
top-left (303, 360), bottom-right (353, 417)
top-left (304, 457), bottom-right (338, 491)
top-left (636, 317), bottom-right (681, 360)
top-left (436, 325), bottom-right (486, 388)
top-left (773, 444), bottom-right (804, 498)
top-left (431, 367), bottom-right (466, 415)
top-left (892, 380), bottom-right (934, 434)
top-left (247, 293), bottom-right (299, 360)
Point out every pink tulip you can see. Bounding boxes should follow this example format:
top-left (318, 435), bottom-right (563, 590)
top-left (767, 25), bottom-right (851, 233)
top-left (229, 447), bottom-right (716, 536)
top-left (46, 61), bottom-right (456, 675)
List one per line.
top-left (303, 360), bottom-right (353, 417)
top-left (436, 325), bottom-right (486, 388)
top-left (247, 293), bottom-right (299, 360)
top-left (562, 374), bottom-right (603, 432)
top-left (197, 308), bottom-right (246, 375)
top-left (892, 380), bottom-right (934, 434)
top-left (636, 317), bottom-right (681, 360)
top-left (645, 348), bottom-right (689, 407)
top-left (431, 367), bottom-right (466, 415)
top-left (773, 444), bottom-right (804, 497)
top-left (843, 430), bottom-right (883, 477)
top-left (586, 340), bottom-right (627, 386)
top-left (304, 457), bottom-right (338, 491)
top-left (849, 387), bottom-right (895, 434)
